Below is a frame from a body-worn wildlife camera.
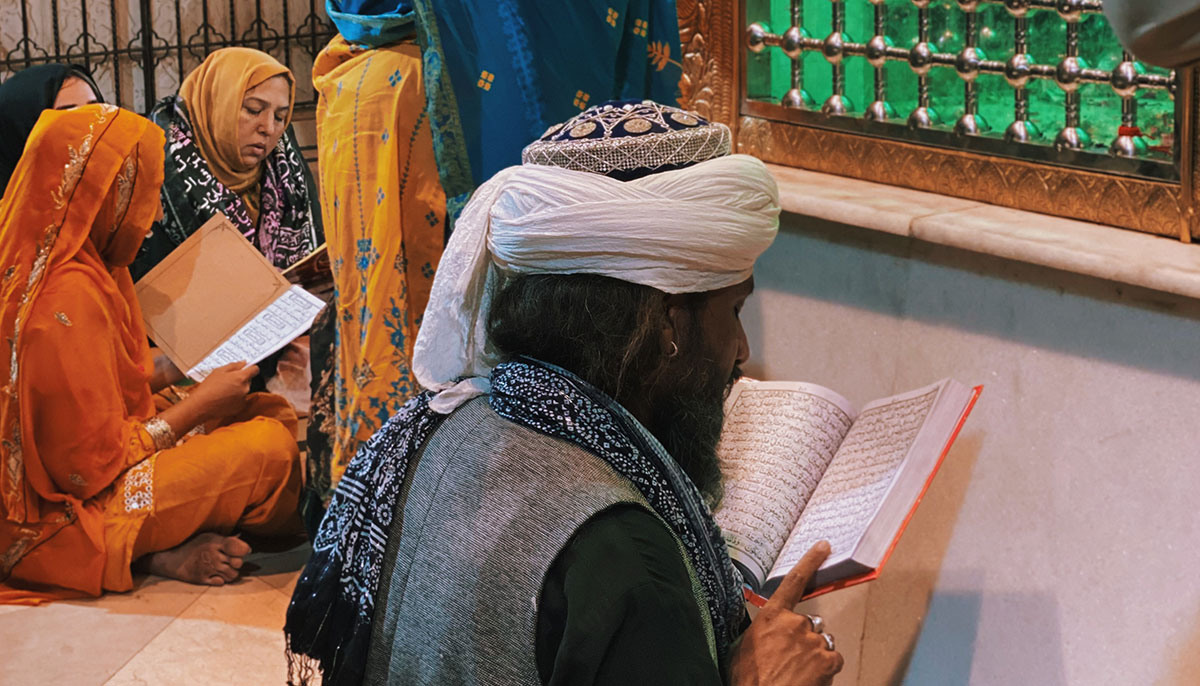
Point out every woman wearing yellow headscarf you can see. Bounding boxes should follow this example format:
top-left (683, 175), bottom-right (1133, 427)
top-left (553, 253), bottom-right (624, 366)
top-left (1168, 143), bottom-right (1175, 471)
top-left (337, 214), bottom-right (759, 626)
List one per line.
top-left (0, 106), bottom-right (303, 604)
top-left (131, 47), bottom-right (323, 280)
top-left (133, 47), bottom-right (326, 411)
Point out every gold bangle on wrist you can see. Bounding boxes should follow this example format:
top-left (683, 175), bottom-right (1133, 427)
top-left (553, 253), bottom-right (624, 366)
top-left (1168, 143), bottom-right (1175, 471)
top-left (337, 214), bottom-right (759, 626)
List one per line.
top-left (143, 417), bottom-right (177, 451)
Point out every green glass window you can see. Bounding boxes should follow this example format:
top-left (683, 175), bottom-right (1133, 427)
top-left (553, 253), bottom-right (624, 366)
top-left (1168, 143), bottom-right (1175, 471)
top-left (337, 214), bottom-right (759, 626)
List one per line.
top-left (745, 0), bottom-right (1176, 180)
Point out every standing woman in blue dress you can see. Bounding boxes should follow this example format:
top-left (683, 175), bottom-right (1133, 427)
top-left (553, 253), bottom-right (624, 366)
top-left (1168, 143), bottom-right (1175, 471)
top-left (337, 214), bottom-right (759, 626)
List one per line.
top-left (299, 0), bottom-right (685, 535)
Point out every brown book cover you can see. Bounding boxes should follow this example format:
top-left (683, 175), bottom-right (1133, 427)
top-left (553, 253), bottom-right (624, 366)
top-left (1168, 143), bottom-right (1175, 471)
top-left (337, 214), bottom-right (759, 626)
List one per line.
top-left (135, 213), bottom-right (325, 380)
top-left (282, 242), bottom-right (332, 292)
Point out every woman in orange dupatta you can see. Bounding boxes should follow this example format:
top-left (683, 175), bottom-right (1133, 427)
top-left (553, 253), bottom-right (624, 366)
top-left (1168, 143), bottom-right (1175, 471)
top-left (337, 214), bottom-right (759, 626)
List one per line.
top-left (0, 105), bottom-right (302, 604)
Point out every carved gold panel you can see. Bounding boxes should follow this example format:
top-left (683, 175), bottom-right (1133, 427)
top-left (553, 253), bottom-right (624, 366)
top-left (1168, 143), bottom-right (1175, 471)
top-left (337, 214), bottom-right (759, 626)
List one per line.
top-left (677, 2), bottom-right (1199, 241)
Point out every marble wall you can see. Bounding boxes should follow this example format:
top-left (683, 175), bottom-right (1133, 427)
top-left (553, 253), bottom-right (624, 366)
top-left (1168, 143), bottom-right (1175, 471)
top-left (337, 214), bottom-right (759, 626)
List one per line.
top-left (751, 213), bottom-right (1200, 685)
top-left (0, 0), bottom-right (329, 112)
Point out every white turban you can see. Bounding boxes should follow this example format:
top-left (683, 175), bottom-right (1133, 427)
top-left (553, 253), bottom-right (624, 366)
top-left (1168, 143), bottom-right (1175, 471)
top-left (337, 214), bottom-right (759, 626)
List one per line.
top-left (412, 153), bottom-right (780, 407)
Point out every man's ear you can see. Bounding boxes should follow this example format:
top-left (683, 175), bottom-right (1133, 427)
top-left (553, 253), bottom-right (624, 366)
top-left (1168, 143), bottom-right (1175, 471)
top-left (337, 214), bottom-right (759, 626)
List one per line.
top-left (662, 293), bottom-right (691, 354)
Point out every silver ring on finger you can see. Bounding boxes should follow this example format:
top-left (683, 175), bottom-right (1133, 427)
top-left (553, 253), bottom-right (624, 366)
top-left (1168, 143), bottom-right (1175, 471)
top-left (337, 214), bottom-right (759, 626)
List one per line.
top-left (821, 632), bottom-right (835, 651)
top-left (805, 614), bottom-right (825, 634)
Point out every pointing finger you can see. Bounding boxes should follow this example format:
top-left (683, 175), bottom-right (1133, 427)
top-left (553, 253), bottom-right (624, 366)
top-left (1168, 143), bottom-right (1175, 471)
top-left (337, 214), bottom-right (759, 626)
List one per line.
top-left (764, 541), bottom-right (831, 612)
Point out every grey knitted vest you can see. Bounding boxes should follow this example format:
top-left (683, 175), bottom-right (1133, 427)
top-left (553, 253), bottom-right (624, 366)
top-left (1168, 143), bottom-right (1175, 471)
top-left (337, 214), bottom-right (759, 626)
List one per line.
top-left (361, 397), bottom-right (712, 685)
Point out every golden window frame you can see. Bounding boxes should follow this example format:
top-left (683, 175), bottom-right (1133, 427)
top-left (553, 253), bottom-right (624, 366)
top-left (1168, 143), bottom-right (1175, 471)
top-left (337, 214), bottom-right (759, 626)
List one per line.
top-left (677, 0), bottom-right (1198, 242)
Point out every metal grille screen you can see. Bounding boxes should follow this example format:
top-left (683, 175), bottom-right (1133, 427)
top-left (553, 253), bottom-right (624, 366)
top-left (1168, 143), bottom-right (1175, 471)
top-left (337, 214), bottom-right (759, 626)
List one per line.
top-left (0, 0), bottom-right (335, 113)
top-left (745, 0), bottom-right (1177, 180)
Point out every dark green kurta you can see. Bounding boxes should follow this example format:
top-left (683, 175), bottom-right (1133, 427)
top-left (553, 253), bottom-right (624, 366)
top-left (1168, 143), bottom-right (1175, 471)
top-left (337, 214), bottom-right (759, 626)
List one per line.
top-left (536, 504), bottom-right (729, 685)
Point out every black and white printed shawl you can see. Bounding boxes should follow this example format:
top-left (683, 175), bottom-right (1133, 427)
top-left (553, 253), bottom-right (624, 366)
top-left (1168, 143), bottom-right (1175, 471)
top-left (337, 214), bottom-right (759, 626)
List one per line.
top-left (284, 357), bottom-right (744, 686)
top-left (130, 95), bottom-right (322, 281)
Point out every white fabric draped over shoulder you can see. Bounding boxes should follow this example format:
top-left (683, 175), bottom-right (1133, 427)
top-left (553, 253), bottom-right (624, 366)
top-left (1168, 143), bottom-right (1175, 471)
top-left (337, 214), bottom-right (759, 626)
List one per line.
top-left (412, 153), bottom-right (781, 407)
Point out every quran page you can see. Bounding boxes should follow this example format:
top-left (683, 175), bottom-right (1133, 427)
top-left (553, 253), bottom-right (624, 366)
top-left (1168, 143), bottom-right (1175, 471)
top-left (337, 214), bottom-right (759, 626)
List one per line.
top-left (185, 286), bottom-right (325, 381)
top-left (713, 380), bottom-right (856, 590)
top-left (764, 378), bottom-right (977, 592)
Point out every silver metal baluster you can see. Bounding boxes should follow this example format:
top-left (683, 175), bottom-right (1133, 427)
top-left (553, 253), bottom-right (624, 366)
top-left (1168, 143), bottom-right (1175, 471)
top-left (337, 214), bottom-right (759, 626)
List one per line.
top-left (1110, 50), bottom-right (1146, 157)
top-left (1004, 1), bottom-right (1036, 142)
top-left (865, 0), bottom-right (892, 121)
top-left (782, 0), bottom-right (812, 108)
top-left (1054, 3), bottom-right (1088, 150)
top-left (908, 0), bottom-right (935, 129)
top-left (954, 1), bottom-right (984, 135)
top-left (822, 0), bottom-right (851, 115)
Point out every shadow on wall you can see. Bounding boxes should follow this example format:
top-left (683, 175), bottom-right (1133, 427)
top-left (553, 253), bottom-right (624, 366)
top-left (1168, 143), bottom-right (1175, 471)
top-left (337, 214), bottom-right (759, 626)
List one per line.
top-left (855, 432), bottom-right (985, 685)
top-left (895, 587), bottom-right (982, 684)
top-left (862, 537), bottom-right (1198, 685)
top-left (897, 586), bottom-right (1068, 686)
top-left (752, 214), bottom-right (1200, 383)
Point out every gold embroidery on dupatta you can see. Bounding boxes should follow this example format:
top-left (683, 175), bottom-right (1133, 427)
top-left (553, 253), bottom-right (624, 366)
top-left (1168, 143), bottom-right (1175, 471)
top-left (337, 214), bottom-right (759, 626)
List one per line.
top-left (2, 425), bottom-right (21, 515)
top-left (3, 226), bottom-right (54, 517)
top-left (111, 151), bottom-right (138, 231)
top-left (54, 312), bottom-right (72, 327)
top-left (0, 506), bottom-right (75, 579)
top-left (3, 105), bottom-right (115, 521)
top-left (8, 226), bottom-right (56, 396)
top-left (51, 104), bottom-right (116, 210)
top-left (0, 527), bottom-right (37, 578)
top-left (3, 338), bottom-right (12, 397)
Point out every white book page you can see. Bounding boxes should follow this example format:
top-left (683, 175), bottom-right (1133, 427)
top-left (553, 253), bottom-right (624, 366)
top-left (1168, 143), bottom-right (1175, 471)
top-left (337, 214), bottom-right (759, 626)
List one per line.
top-left (186, 285), bottom-right (325, 381)
top-left (713, 381), bottom-right (856, 587)
top-left (768, 381), bottom-right (945, 582)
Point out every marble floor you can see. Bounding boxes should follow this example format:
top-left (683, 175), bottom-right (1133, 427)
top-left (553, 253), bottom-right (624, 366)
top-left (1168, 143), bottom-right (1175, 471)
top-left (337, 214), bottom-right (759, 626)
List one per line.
top-left (0, 543), bottom-right (312, 686)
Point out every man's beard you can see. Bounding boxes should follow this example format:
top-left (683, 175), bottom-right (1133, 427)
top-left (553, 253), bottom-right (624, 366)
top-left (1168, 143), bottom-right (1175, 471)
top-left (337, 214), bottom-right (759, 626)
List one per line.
top-left (648, 357), bottom-right (742, 510)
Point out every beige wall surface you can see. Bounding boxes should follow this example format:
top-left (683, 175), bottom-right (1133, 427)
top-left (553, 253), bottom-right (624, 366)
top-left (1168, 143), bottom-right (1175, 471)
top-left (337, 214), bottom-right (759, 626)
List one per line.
top-left (749, 214), bottom-right (1200, 686)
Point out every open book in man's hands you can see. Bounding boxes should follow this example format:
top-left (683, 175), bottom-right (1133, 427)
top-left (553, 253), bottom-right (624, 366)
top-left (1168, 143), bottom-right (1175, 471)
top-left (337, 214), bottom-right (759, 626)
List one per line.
top-left (134, 214), bottom-right (325, 382)
top-left (714, 378), bottom-right (981, 602)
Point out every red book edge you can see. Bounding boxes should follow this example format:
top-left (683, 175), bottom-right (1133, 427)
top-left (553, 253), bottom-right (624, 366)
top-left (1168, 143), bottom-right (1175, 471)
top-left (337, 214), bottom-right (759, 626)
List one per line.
top-left (744, 384), bottom-right (984, 609)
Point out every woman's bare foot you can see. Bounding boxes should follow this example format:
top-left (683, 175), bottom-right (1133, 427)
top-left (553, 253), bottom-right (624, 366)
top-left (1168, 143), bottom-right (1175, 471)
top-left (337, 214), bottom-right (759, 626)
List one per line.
top-left (141, 533), bottom-right (252, 586)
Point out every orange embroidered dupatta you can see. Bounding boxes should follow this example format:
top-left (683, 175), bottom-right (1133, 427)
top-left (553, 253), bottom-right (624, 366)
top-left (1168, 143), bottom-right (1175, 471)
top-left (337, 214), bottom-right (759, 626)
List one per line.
top-left (0, 106), bottom-right (164, 600)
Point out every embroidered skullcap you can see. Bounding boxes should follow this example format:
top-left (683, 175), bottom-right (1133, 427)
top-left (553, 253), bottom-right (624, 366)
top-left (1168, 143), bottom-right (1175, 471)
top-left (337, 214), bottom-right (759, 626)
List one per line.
top-left (414, 100), bottom-right (779, 404)
top-left (522, 99), bottom-right (731, 180)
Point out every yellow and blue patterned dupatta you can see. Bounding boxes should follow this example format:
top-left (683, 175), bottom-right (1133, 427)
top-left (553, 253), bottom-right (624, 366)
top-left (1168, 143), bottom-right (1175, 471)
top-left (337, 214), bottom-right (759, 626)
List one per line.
top-left (303, 1), bottom-right (685, 533)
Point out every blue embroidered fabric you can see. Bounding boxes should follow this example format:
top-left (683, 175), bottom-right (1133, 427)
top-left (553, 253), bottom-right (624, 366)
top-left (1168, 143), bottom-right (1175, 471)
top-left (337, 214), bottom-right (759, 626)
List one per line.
top-left (326, 1), bottom-right (415, 47)
top-left (325, 0), bottom-right (683, 227)
top-left (285, 358), bottom-right (744, 685)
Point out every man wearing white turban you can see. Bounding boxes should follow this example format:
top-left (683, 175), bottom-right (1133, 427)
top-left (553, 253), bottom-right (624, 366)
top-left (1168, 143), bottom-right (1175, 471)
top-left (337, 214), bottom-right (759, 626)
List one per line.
top-left (286, 101), bottom-right (844, 686)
